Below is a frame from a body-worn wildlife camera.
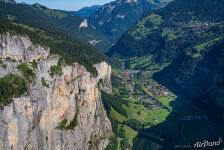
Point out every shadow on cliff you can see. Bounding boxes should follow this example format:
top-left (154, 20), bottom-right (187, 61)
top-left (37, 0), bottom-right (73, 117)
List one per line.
top-left (131, 62), bottom-right (224, 150)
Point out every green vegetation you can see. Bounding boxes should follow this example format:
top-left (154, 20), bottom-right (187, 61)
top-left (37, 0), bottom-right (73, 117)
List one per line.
top-left (124, 119), bottom-right (144, 131)
top-left (49, 61), bottom-right (62, 77)
top-left (17, 63), bottom-right (35, 82)
top-left (109, 107), bottom-right (127, 123)
top-left (101, 91), bottom-right (128, 117)
top-left (162, 29), bottom-right (177, 40)
top-left (105, 66), bottom-right (178, 149)
top-left (111, 76), bottom-right (129, 97)
top-left (127, 56), bottom-right (168, 72)
top-left (145, 13), bottom-right (163, 26)
top-left (57, 114), bottom-right (78, 130)
top-left (32, 3), bottom-right (68, 19)
top-left (0, 75), bottom-right (27, 107)
top-left (131, 14), bottom-right (163, 40)
top-left (0, 20), bottom-right (103, 76)
top-left (157, 95), bottom-right (176, 110)
top-left (45, 9), bottom-right (68, 18)
top-left (106, 134), bottom-right (119, 150)
top-left (103, 90), bottom-right (174, 149)
top-left (122, 125), bottom-right (138, 144)
top-left (194, 36), bottom-right (224, 54)
top-left (109, 0), bottom-right (224, 64)
top-left (41, 77), bottom-right (49, 87)
top-left (31, 60), bottom-right (38, 70)
top-left (0, 60), bottom-right (7, 69)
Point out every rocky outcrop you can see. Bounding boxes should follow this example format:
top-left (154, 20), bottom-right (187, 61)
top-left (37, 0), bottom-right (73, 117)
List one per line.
top-left (0, 33), bottom-right (49, 63)
top-left (0, 33), bottom-right (112, 150)
top-left (94, 62), bottom-right (112, 93)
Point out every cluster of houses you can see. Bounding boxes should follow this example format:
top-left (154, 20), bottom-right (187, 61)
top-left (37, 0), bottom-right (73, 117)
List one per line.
top-left (121, 69), bottom-right (171, 110)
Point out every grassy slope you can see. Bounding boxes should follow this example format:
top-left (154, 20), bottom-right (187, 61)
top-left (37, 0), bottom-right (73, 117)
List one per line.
top-left (105, 64), bottom-right (176, 149)
top-left (106, 56), bottom-right (222, 149)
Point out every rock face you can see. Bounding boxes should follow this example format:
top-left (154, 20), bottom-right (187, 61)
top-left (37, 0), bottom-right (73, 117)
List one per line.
top-left (94, 62), bottom-right (112, 93)
top-left (0, 33), bottom-right (112, 150)
top-left (0, 34), bottom-right (49, 62)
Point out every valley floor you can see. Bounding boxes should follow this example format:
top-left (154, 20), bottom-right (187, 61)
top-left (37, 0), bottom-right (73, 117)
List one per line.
top-left (106, 56), bottom-right (224, 150)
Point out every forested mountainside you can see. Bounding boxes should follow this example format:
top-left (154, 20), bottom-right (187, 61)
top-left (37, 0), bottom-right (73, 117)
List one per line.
top-left (0, 19), bottom-right (105, 75)
top-left (75, 5), bottom-right (102, 17)
top-left (105, 0), bottom-right (224, 150)
top-left (109, 0), bottom-right (224, 63)
top-left (0, 2), bottom-right (111, 52)
top-left (1, 0), bottom-right (224, 149)
top-left (0, 4), bottom-right (113, 149)
top-left (154, 37), bottom-right (224, 116)
top-left (87, 0), bottom-right (173, 44)
top-left (109, 0), bottom-right (224, 112)
top-left (31, 3), bottom-right (112, 52)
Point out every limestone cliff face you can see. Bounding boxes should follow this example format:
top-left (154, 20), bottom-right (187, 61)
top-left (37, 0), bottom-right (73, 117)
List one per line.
top-left (94, 62), bottom-right (112, 93)
top-left (0, 34), bottom-right (49, 62)
top-left (0, 33), bottom-right (112, 150)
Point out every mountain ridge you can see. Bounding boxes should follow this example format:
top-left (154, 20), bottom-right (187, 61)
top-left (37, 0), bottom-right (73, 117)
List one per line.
top-left (0, 2), bottom-right (112, 52)
top-left (109, 0), bottom-right (224, 115)
top-left (87, 0), bottom-right (173, 44)
top-left (75, 5), bottom-right (102, 17)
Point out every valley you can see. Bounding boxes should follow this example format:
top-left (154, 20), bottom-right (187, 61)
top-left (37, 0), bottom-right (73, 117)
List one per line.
top-left (0, 0), bottom-right (224, 149)
top-left (105, 57), bottom-right (223, 149)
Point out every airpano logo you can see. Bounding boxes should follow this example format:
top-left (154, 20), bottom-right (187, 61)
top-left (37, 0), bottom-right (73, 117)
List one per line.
top-left (194, 137), bottom-right (223, 149)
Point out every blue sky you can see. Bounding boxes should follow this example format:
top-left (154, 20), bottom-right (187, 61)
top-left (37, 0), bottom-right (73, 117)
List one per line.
top-left (15, 0), bottom-right (113, 11)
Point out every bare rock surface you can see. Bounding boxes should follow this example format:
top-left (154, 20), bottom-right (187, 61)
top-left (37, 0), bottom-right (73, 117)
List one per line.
top-left (0, 33), bottom-right (112, 150)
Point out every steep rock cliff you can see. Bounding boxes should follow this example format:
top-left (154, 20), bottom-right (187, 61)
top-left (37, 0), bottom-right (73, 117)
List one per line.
top-left (0, 33), bottom-right (112, 150)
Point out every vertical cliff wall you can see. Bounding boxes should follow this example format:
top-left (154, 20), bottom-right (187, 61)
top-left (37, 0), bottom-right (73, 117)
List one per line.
top-left (0, 33), bottom-right (112, 150)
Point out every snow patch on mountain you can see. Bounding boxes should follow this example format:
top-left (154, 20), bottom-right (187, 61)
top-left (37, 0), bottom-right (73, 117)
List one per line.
top-left (126, 0), bottom-right (138, 3)
top-left (116, 14), bottom-right (126, 19)
top-left (88, 39), bottom-right (102, 46)
top-left (79, 19), bottom-right (88, 29)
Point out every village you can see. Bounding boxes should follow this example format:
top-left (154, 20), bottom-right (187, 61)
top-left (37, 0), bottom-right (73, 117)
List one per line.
top-left (121, 68), bottom-right (172, 110)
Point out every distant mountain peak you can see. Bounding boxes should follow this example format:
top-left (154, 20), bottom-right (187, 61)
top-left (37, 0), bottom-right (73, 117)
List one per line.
top-left (75, 5), bottom-right (102, 17)
top-left (32, 3), bottom-right (48, 10)
top-left (87, 0), bottom-right (172, 43)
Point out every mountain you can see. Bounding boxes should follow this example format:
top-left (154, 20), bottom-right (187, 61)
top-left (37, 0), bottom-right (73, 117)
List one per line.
top-left (109, 0), bottom-right (224, 113)
top-left (154, 38), bottom-right (224, 114)
top-left (0, 2), bottom-right (112, 52)
top-left (31, 3), bottom-right (112, 52)
top-left (87, 0), bottom-right (173, 43)
top-left (75, 5), bottom-right (102, 17)
top-left (0, 20), bottom-right (112, 149)
top-left (105, 0), bottom-right (224, 149)
top-left (109, 0), bottom-right (224, 62)
top-left (0, 2), bottom-right (113, 148)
